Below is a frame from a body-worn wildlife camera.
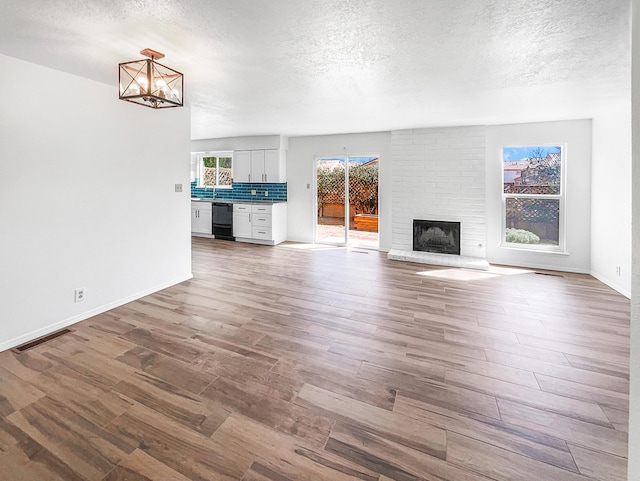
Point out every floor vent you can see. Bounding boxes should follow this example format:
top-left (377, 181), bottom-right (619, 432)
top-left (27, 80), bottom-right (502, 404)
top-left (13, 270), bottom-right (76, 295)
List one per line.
top-left (535, 272), bottom-right (563, 277)
top-left (12, 329), bottom-right (73, 353)
top-left (352, 250), bottom-right (369, 254)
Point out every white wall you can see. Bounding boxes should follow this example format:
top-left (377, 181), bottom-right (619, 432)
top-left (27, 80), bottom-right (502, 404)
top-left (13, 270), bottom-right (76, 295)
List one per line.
top-left (485, 120), bottom-right (592, 272)
top-left (591, 102), bottom-right (632, 297)
top-left (0, 54), bottom-right (192, 351)
top-left (287, 132), bottom-right (392, 250)
top-left (390, 127), bottom-right (487, 258)
top-left (191, 135), bottom-right (284, 152)
top-left (628, 1), bottom-right (640, 477)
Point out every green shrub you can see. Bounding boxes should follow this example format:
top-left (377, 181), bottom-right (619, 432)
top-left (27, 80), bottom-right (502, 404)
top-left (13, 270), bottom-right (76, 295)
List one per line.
top-left (506, 228), bottom-right (540, 244)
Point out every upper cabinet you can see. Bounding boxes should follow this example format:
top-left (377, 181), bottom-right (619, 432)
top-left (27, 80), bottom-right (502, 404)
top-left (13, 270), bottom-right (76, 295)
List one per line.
top-left (263, 149), bottom-right (285, 183)
top-left (250, 150), bottom-right (266, 182)
top-left (233, 149), bottom-right (286, 183)
top-left (233, 150), bottom-right (252, 182)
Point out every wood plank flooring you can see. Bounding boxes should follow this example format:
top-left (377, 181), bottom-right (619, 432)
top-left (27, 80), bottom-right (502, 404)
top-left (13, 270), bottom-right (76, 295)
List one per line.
top-left (0, 238), bottom-right (630, 480)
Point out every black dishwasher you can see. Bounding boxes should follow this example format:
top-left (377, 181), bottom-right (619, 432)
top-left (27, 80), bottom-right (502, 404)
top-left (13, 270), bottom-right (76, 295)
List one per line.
top-left (212, 203), bottom-right (234, 241)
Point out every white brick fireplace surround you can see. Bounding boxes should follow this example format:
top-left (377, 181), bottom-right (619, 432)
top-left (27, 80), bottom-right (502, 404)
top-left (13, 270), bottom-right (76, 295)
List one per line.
top-left (389, 126), bottom-right (489, 270)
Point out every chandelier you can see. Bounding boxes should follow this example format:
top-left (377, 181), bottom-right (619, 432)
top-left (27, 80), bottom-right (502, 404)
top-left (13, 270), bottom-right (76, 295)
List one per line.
top-left (118, 48), bottom-right (183, 109)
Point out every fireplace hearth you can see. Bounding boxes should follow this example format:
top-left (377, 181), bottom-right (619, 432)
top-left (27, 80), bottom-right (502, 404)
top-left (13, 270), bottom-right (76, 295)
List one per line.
top-left (413, 220), bottom-right (460, 255)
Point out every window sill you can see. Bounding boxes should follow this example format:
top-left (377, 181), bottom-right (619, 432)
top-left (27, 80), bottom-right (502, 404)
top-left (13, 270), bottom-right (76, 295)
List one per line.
top-left (500, 243), bottom-right (569, 256)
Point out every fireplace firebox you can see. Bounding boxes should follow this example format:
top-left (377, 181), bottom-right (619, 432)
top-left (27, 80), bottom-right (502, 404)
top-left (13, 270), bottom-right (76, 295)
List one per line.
top-left (413, 220), bottom-right (460, 255)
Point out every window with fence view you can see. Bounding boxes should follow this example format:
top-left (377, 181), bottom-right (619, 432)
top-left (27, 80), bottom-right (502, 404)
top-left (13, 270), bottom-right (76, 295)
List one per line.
top-left (503, 146), bottom-right (563, 248)
top-left (201, 153), bottom-right (232, 188)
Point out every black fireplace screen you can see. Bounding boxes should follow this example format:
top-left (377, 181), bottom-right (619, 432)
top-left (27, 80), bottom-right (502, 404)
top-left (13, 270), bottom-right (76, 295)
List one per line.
top-left (413, 220), bottom-right (461, 255)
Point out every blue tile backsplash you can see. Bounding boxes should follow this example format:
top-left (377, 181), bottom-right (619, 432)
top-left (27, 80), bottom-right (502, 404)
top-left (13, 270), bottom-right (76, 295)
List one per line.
top-left (191, 181), bottom-right (287, 202)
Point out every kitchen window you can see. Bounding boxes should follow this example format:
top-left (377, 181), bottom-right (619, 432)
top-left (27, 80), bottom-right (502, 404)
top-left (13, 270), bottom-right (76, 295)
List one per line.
top-left (502, 145), bottom-right (565, 251)
top-left (198, 151), bottom-right (233, 188)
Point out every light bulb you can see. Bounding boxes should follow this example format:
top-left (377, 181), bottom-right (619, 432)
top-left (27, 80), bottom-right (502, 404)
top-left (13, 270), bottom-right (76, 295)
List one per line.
top-left (137, 77), bottom-right (148, 93)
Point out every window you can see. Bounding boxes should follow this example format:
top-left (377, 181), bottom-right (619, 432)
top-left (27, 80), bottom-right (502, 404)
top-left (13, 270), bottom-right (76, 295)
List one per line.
top-left (502, 145), bottom-right (564, 250)
top-left (198, 151), bottom-right (233, 188)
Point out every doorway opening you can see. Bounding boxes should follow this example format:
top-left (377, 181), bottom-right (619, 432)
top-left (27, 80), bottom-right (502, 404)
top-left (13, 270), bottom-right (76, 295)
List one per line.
top-left (315, 155), bottom-right (379, 249)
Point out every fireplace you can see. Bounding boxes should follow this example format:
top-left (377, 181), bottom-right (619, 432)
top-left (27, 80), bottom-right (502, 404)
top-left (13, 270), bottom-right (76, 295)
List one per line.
top-left (413, 220), bottom-right (460, 255)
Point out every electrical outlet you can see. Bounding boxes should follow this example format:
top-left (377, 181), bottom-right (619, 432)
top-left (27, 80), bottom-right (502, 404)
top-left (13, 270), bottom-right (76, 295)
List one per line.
top-left (74, 288), bottom-right (86, 303)
top-left (616, 265), bottom-right (621, 276)
top-left (264, 191), bottom-right (268, 197)
top-left (175, 183), bottom-right (182, 192)
top-left (251, 190), bottom-right (256, 195)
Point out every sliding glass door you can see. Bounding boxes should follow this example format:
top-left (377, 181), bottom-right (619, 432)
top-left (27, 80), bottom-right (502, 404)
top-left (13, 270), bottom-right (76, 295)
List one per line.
top-left (315, 155), bottom-right (379, 248)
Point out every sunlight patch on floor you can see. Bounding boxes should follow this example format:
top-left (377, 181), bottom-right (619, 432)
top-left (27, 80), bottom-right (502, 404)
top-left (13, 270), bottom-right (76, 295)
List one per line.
top-left (487, 265), bottom-right (534, 276)
top-left (416, 264), bottom-right (535, 281)
top-left (278, 242), bottom-right (344, 251)
top-left (417, 269), bottom-right (500, 281)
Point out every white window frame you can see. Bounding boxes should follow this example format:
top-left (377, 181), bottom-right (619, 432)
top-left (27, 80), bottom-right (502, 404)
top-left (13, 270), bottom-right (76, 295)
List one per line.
top-left (197, 151), bottom-right (233, 189)
top-left (501, 144), bottom-right (566, 253)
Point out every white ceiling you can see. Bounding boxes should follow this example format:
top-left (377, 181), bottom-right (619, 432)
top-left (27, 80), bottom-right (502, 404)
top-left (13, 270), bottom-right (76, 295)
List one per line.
top-left (0, 1), bottom-right (631, 140)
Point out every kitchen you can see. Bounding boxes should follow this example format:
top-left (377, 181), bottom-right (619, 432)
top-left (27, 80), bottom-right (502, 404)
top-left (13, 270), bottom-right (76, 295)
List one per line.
top-left (190, 142), bottom-right (288, 245)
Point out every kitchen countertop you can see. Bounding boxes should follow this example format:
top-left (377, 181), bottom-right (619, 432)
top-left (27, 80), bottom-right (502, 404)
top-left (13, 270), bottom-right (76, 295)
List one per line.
top-left (191, 198), bottom-right (285, 204)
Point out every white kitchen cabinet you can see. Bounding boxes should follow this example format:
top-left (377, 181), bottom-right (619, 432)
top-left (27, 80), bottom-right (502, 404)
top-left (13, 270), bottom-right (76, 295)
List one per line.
top-left (233, 150), bottom-right (252, 183)
top-left (232, 149), bottom-right (286, 183)
top-left (191, 201), bottom-right (212, 235)
top-left (251, 206), bottom-right (272, 240)
top-left (250, 150), bottom-right (265, 182)
top-left (233, 203), bottom-right (287, 245)
top-left (232, 204), bottom-right (252, 238)
top-left (264, 149), bottom-right (285, 183)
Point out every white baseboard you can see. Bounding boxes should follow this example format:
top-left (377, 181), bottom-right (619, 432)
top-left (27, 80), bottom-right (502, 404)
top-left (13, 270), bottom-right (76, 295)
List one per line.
top-left (284, 236), bottom-right (313, 244)
top-left (0, 273), bottom-right (193, 353)
top-left (590, 270), bottom-right (631, 299)
top-left (484, 260), bottom-right (630, 297)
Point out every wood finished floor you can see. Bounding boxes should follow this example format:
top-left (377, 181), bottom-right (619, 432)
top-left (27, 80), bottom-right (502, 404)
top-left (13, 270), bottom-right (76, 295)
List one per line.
top-left (0, 238), bottom-right (630, 481)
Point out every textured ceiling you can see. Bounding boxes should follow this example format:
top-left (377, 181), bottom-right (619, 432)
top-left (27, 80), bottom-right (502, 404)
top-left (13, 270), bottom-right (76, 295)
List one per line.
top-left (0, 0), bottom-right (631, 139)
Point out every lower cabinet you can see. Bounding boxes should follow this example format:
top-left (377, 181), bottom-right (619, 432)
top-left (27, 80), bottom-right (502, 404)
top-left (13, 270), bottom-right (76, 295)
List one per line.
top-left (191, 201), bottom-right (212, 235)
top-left (233, 203), bottom-right (287, 245)
top-left (232, 204), bottom-right (252, 238)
